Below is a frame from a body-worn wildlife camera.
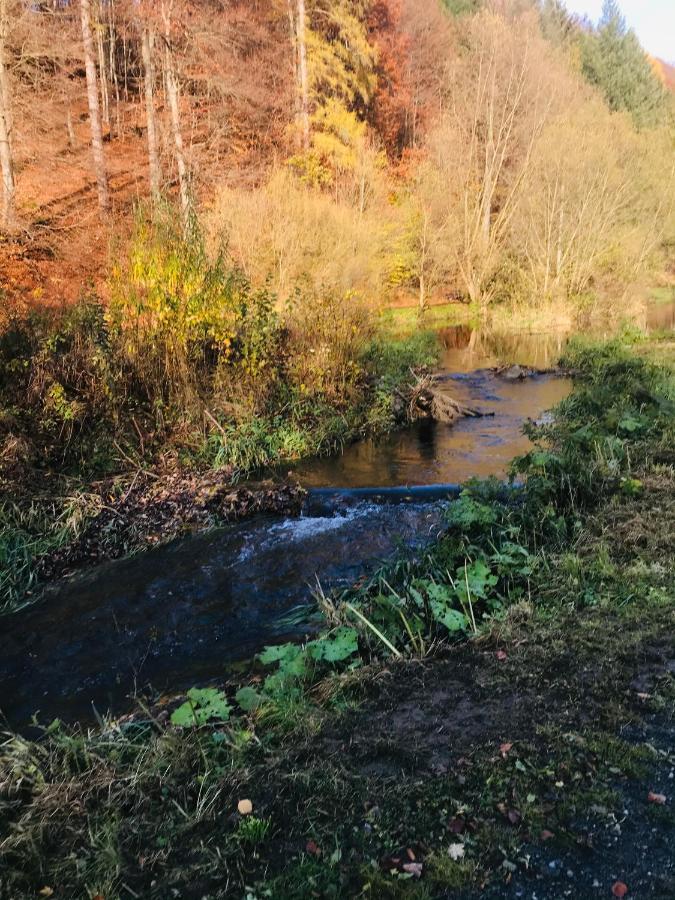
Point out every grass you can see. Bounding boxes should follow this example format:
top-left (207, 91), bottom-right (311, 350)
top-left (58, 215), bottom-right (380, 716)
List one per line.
top-left (649, 285), bottom-right (675, 305)
top-left (0, 491), bottom-right (101, 612)
top-left (379, 301), bottom-right (474, 334)
top-left (1, 333), bottom-right (674, 897)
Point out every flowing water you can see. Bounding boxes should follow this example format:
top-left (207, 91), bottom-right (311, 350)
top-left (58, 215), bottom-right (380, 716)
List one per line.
top-left (1, 307), bottom-right (671, 729)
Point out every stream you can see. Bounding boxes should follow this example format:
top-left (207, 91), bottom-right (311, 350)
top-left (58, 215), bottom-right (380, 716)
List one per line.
top-left (1, 309), bottom-right (671, 729)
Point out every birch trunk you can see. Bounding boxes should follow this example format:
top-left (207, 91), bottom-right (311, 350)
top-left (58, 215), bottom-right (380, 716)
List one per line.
top-left (80, 0), bottom-right (110, 212)
top-left (140, 25), bottom-right (161, 207)
top-left (162, 4), bottom-right (190, 226)
top-left (0, 0), bottom-right (15, 228)
top-left (286, 0), bottom-right (301, 147)
top-left (296, 0), bottom-right (310, 151)
top-left (95, 8), bottom-right (110, 130)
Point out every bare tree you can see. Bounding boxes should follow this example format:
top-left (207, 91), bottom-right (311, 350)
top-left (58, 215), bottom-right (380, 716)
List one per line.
top-left (95, 1), bottom-right (111, 131)
top-left (140, 23), bottom-right (161, 207)
top-left (286, 0), bottom-right (299, 143)
top-left (520, 110), bottom-right (661, 302)
top-left (161, 0), bottom-right (190, 226)
top-left (296, 0), bottom-right (310, 150)
top-left (80, 0), bottom-right (110, 212)
top-left (442, 12), bottom-right (554, 311)
top-left (0, 0), bottom-right (15, 227)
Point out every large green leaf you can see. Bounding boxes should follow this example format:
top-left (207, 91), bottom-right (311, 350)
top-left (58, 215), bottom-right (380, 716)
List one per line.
top-left (308, 627), bottom-right (359, 662)
top-left (235, 686), bottom-right (263, 712)
top-left (430, 599), bottom-right (468, 632)
top-left (170, 687), bottom-right (231, 727)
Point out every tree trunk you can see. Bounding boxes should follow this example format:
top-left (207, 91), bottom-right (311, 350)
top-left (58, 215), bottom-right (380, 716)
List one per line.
top-left (95, 7), bottom-right (110, 131)
top-left (418, 210), bottom-right (428, 316)
top-left (107, 0), bottom-right (121, 138)
top-left (80, 0), bottom-right (110, 213)
top-left (140, 25), bottom-right (161, 208)
top-left (65, 103), bottom-right (77, 148)
top-left (296, 0), bottom-right (310, 151)
top-left (286, 0), bottom-right (301, 147)
top-left (162, 5), bottom-right (190, 226)
top-left (0, 0), bottom-right (15, 228)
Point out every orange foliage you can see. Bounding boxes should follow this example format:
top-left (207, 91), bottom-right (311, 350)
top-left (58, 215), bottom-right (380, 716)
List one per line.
top-left (367, 0), bottom-right (413, 157)
top-left (649, 56), bottom-right (675, 93)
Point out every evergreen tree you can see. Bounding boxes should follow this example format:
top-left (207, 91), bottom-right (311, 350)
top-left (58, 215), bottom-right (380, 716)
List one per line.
top-left (539, 0), bottom-right (577, 48)
top-left (581, 0), bottom-right (667, 128)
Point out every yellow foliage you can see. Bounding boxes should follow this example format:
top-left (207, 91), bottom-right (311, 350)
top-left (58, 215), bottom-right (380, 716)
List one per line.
top-left (208, 168), bottom-right (396, 302)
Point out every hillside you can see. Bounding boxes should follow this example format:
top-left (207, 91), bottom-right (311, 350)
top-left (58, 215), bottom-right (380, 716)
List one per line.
top-left (1, 0), bottom-right (671, 318)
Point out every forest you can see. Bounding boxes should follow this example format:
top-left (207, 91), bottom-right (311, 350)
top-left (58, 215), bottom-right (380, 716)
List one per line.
top-left (0, 0), bottom-right (674, 897)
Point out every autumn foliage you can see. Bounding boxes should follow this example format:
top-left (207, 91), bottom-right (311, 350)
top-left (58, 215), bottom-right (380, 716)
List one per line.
top-left (0, 0), bottom-right (672, 316)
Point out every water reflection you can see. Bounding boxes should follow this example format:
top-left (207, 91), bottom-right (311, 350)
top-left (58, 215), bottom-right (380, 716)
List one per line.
top-left (291, 320), bottom-right (575, 490)
top-left (292, 301), bottom-right (672, 491)
top-left (437, 325), bottom-right (569, 372)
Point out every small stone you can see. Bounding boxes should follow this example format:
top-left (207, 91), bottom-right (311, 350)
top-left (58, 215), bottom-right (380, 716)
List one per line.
top-left (237, 798), bottom-right (253, 816)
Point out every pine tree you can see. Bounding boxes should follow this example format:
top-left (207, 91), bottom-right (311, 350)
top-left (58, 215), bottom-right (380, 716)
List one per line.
top-left (581, 0), bottom-right (666, 128)
top-left (539, 0), bottom-right (576, 48)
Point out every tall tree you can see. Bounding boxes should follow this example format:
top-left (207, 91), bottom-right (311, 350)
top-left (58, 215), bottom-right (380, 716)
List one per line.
top-left (286, 0), bottom-right (300, 146)
top-left (429, 10), bottom-right (556, 310)
top-left (296, 0), bottom-right (310, 150)
top-left (581, 0), bottom-right (666, 128)
top-left (80, 0), bottom-right (110, 212)
top-left (161, 0), bottom-right (190, 226)
top-left (0, 0), bottom-right (15, 227)
top-left (539, 0), bottom-right (577, 47)
top-left (140, 22), bottom-right (161, 207)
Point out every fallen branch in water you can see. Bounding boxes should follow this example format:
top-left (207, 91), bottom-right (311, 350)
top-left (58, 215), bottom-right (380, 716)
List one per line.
top-left (405, 372), bottom-right (492, 425)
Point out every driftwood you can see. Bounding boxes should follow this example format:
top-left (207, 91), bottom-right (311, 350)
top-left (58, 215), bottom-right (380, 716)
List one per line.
top-left (404, 372), bottom-right (491, 425)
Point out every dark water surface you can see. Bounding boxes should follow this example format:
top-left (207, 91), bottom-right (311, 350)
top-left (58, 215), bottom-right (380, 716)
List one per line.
top-left (1, 502), bottom-right (445, 726)
top-left (9, 312), bottom-right (668, 728)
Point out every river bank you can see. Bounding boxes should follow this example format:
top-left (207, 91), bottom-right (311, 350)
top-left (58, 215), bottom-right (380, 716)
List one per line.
top-left (0, 321), bottom-right (440, 614)
top-left (1, 333), bottom-right (673, 898)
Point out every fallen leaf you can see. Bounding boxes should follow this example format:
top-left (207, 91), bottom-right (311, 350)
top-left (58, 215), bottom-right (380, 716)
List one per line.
top-left (507, 808), bottom-right (522, 825)
top-left (448, 843), bottom-right (465, 860)
top-left (306, 839), bottom-right (321, 857)
top-left (402, 862), bottom-right (423, 878)
top-left (500, 742), bottom-right (513, 757)
top-left (540, 829), bottom-right (555, 841)
top-left (406, 847), bottom-right (416, 861)
top-left (38, 890), bottom-right (54, 898)
top-left (495, 650), bottom-right (508, 661)
top-left (648, 791), bottom-right (666, 805)
top-left (237, 798), bottom-right (253, 816)
top-left (612, 882), bottom-right (629, 898)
